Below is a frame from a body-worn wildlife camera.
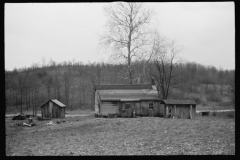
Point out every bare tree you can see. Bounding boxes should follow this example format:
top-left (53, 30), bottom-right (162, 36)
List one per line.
top-left (16, 71), bottom-right (30, 114)
top-left (30, 73), bottom-right (42, 116)
top-left (100, 2), bottom-right (154, 84)
top-left (150, 32), bottom-right (182, 99)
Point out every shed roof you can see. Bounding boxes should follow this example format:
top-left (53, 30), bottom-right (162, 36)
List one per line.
top-left (162, 100), bottom-right (196, 105)
top-left (95, 84), bottom-right (154, 90)
top-left (40, 99), bottom-right (66, 108)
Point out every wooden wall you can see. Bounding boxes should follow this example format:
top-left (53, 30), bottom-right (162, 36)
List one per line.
top-left (95, 92), bottom-right (100, 115)
top-left (100, 101), bottom-right (119, 116)
top-left (98, 100), bottom-right (164, 117)
top-left (41, 101), bottom-right (65, 118)
top-left (165, 104), bottom-right (196, 119)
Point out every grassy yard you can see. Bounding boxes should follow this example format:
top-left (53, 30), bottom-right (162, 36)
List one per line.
top-left (6, 113), bottom-right (235, 156)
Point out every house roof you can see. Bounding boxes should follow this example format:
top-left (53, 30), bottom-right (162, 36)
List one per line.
top-left (98, 89), bottom-right (160, 101)
top-left (162, 100), bottom-right (196, 105)
top-left (95, 84), bottom-right (154, 90)
top-left (40, 99), bottom-right (66, 108)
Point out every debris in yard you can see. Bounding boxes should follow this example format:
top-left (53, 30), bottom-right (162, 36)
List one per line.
top-left (23, 122), bottom-right (37, 127)
top-left (14, 122), bottom-right (23, 127)
top-left (12, 114), bottom-right (26, 120)
top-left (46, 121), bottom-right (55, 126)
top-left (28, 117), bottom-right (33, 123)
top-left (23, 122), bottom-right (31, 127)
top-left (56, 120), bottom-right (66, 124)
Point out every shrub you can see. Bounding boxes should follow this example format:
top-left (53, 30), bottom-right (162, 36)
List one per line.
top-left (226, 111), bottom-right (235, 118)
top-left (192, 97), bottom-right (202, 104)
top-left (206, 93), bottom-right (222, 102)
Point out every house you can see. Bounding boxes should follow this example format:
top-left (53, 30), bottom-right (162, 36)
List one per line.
top-left (40, 99), bottom-right (66, 118)
top-left (162, 100), bottom-right (197, 119)
top-left (94, 84), bottom-right (164, 117)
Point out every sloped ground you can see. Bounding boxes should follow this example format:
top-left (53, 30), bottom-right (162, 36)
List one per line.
top-left (6, 115), bottom-right (235, 156)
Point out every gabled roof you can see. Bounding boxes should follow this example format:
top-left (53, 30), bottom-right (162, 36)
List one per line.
top-left (162, 100), bottom-right (196, 105)
top-left (95, 84), bottom-right (154, 90)
top-left (98, 89), bottom-right (160, 101)
top-left (40, 99), bottom-right (66, 108)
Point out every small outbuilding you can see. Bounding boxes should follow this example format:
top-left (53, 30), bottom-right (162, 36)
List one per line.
top-left (162, 100), bottom-right (197, 119)
top-left (40, 99), bottom-right (66, 118)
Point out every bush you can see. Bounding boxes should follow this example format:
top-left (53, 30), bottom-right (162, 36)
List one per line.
top-left (191, 96), bottom-right (202, 104)
top-left (225, 111), bottom-right (235, 118)
top-left (206, 93), bottom-right (222, 102)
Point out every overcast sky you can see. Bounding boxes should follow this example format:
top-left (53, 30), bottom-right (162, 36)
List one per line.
top-left (5, 2), bottom-right (235, 71)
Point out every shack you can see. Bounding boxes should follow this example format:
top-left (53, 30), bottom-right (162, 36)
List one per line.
top-left (95, 84), bottom-right (164, 117)
top-left (162, 100), bottom-right (197, 119)
top-left (40, 99), bottom-right (66, 118)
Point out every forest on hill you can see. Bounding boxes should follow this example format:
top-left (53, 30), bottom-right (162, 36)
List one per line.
top-left (5, 60), bottom-right (235, 114)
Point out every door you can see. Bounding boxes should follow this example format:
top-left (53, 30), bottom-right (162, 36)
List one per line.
top-left (124, 102), bottom-right (131, 117)
top-left (159, 104), bottom-right (165, 116)
top-left (135, 102), bottom-right (140, 115)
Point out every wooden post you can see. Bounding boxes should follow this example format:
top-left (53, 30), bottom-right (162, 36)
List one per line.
top-left (174, 105), bottom-right (176, 118)
top-left (190, 105), bottom-right (192, 119)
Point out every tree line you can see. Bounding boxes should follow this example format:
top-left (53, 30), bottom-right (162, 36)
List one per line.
top-left (5, 60), bottom-right (234, 114)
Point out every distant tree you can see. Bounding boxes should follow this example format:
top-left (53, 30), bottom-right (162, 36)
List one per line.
top-left (42, 74), bottom-right (53, 100)
top-left (228, 71), bottom-right (235, 107)
top-left (63, 72), bottom-right (71, 109)
top-left (100, 2), bottom-right (154, 84)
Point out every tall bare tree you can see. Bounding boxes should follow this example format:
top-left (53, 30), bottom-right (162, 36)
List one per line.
top-left (100, 2), bottom-right (154, 84)
top-left (16, 70), bottom-right (30, 114)
top-left (150, 32), bottom-right (182, 99)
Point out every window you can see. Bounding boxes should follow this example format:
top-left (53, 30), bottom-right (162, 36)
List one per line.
top-left (125, 103), bottom-right (130, 110)
top-left (149, 101), bottom-right (154, 110)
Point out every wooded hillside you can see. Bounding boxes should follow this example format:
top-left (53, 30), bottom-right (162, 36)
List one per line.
top-left (5, 60), bottom-right (235, 114)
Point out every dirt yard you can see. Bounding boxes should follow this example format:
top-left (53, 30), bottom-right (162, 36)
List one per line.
top-left (6, 114), bottom-right (235, 156)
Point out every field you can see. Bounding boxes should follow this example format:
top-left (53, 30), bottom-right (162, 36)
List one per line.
top-left (6, 113), bottom-right (235, 155)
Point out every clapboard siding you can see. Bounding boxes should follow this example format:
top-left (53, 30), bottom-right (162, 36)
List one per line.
top-left (100, 102), bottom-right (119, 115)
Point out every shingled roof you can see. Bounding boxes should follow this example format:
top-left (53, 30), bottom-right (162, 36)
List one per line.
top-left (162, 100), bottom-right (196, 105)
top-left (95, 84), bottom-right (153, 90)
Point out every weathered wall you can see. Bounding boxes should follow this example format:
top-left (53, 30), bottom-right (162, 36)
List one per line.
top-left (95, 92), bottom-right (100, 115)
top-left (100, 101), bottom-right (119, 116)
top-left (41, 103), bottom-right (49, 118)
top-left (165, 104), bottom-right (196, 119)
top-left (41, 101), bottom-right (65, 118)
top-left (99, 100), bottom-right (164, 117)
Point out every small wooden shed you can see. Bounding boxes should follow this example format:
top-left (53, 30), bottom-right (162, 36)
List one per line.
top-left (40, 99), bottom-right (66, 118)
top-left (162, 100), bottom-right (197, 119)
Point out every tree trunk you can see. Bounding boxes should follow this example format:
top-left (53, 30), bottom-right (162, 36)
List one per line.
top-left (20, 94), bottom-right (23, 114)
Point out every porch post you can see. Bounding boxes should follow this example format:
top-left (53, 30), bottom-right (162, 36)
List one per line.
top-left (190, 105), bottom-right (192, 119)
top-left (174, 105), bottom-right (176, 118)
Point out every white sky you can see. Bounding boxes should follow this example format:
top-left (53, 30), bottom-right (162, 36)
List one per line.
top-left (5, 2), bottom-right (235, 71)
